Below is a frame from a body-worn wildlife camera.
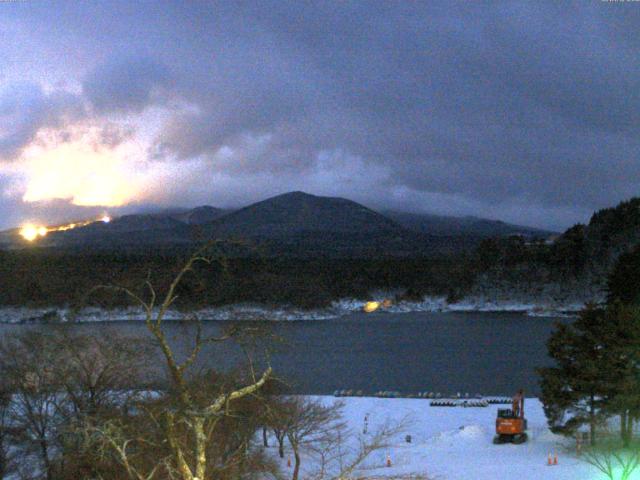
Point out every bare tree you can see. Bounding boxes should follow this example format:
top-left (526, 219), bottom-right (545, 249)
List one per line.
top-left (54, 330), bottom-right (152, 479)
top-left (0, 332), bottom-right (63, 480)
top-left (265, 398), bottom-right (289, 459)
top-left (55, 330), bottom-right (150, 418)
top-left (280, 398), bottom-right (345, 480)
top-left (303, 415), bottom-right (434, 480)
top-left (265, 397), bottom-right (428, 480)
top-left (90, 245), bottom-right (273, 480)
top-left (0, 388), bottom-right (17, 479)
top-left (0, 328), bottom-right (156, 480)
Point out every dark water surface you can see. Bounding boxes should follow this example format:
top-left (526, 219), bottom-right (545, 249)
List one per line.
top-left (0, 311), bottom-right (566, 396)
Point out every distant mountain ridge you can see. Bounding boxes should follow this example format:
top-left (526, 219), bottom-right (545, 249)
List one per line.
top-left (0, 191), bottom-right (552, 256)
top-left (170, 206), bottom-right (229, 225)
top-left (384, 211), bottom-right (552, 238)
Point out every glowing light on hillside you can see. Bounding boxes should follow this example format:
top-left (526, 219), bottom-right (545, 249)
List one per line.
top-left (20, 224), bottom-right (43, 242)
top-left (56, 223), bottom-right (77, 231)
top-left (363, 301), bottom-right (381, 313)
top-left (18, 214), bottom-right (115, 242)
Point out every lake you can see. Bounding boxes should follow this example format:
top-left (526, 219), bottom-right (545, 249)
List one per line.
top-left (0, 311), bottom-right (567, 396)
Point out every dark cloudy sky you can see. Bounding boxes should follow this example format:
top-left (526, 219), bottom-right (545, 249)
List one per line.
top-left (1, 1), bottom-right (639, 231)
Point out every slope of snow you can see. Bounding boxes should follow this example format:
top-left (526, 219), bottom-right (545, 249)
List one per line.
top-left (270, 397), bottom-right (597, 480)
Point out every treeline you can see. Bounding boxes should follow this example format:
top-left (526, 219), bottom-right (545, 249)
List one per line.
top-left (0, 248), bottom-right (477, 309)
top-left (476, 197), bottom-right (640, 285)
top-left (474, 234), bottom-right (588, 280)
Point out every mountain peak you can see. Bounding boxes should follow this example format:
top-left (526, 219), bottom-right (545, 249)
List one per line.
top-left (279, 190), bottom-right (312, 197)
top-left (206, 191), bottom-right (401, 238)
top-left (270, 191), bottom-right (323, 202)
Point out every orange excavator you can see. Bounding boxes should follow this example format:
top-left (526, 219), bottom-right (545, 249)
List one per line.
top-left (493, 389), bottom-right (527, 444)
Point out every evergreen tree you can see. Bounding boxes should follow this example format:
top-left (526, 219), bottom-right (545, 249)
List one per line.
top-left (538, 304), bottom-right (612, 444)
top-left (539, 302), bottom-right (640, 446)
top-left (607, 244), bottom-right (640, 306)
top-left (603, 251), bottom-right (640, 445)
top-left (598, 303), bottom-right (640, 447)
top-left (549, 223), bottom-right (587, 276)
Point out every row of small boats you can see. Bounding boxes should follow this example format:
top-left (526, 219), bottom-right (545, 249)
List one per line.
top-left (332, 390), bottom-right (513, 404)
top-left (430, 399), bottom-right (489, 407)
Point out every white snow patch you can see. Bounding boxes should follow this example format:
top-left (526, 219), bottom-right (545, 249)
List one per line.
top-left (268, 397), bottom-right (598, 480)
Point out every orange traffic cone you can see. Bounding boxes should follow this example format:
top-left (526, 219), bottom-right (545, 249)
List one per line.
top-left (287, 456), bottom-right (291, 468)
top-left (553, 453), bottom-right (558, 465)
top-left (386, 454), bottom-right (392, 467)
top-left (547, 453), bottom-right (553, 466)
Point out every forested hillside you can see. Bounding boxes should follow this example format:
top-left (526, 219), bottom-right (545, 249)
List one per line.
top-left (470, 197), bottom-right (640, 305)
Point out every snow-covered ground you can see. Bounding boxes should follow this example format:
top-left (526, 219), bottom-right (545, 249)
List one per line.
top-left (0, 296), bottom-right (583, 323)
top-left (352, 297), bottom-right (582, 317)
top-left (274, 396), bottom-right (596, 480)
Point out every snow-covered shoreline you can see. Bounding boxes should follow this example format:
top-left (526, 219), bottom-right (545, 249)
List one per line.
top-left (0, 295), bottom-right (583, 324)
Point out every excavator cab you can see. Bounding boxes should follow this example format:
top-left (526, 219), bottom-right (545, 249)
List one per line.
top-left (493, 391), bottom-right (528, 444)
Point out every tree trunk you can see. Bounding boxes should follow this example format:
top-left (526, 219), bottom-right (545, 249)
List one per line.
top-left (40, 438), bottom-right (52, 480)
top-left (194, 417), bottom-right (207, 480)
top-left (274, 430), bottom-right (285, 458)
top-left (165, 412), bottom-right (195, 480)
top-left (589, 394), bottom-right (596, 446)
top-left (292, 448), bottom-right (301, 480)
top-left (263, 426), bottom-right (268, 447)
top-left (0, 442), bottom-right (6, 480)
top-left (0, 429), bottom-right (6, 480)
top-left (620, 410), bottom-right (629, 448)
top-left (623, 411), bottom-right (633, 447)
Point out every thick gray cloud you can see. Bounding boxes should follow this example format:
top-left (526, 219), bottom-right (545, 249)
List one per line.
top-left (83, 57), bottom-right (171, 114)
top-left (2, 1), bottom-right (640, 230)
top-left (0, 83), bottom-right (83, 159)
